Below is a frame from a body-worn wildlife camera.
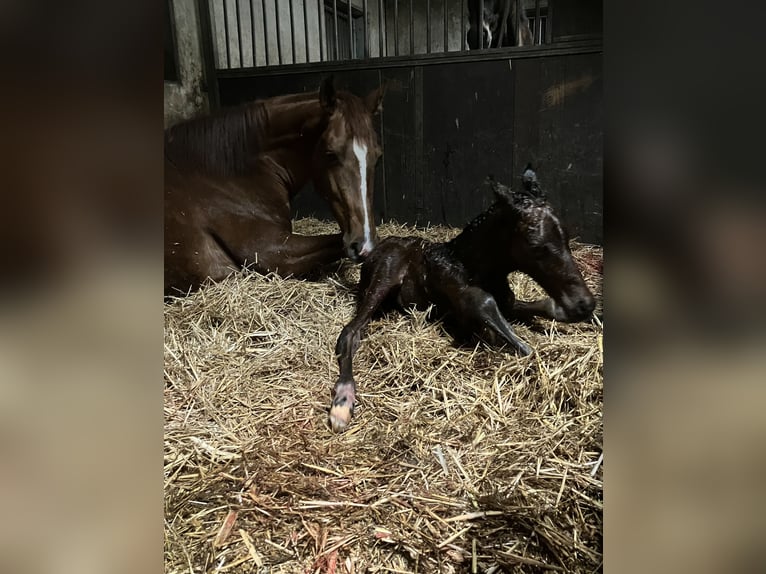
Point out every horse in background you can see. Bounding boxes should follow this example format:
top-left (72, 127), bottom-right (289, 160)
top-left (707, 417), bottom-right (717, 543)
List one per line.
top-left (467, 0), bottom-right (534, 49)
top-left (164, 76), bottom-right (385, 296)
top-left (328, 166), bottom-right (595, 431)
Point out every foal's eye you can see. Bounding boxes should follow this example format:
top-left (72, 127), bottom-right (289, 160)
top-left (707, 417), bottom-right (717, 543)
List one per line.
top-left (325, 150), bottom-right (341, 164)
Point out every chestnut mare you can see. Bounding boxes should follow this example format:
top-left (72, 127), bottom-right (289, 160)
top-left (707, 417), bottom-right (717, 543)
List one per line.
top-left (164, 76), bottom-right (385, 295)
top-left (329, 167), bottom-right (596, 431)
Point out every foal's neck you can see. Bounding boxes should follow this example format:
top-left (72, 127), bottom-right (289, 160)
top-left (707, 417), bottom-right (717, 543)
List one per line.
top-left (446, 204), bottom-right (517, 274)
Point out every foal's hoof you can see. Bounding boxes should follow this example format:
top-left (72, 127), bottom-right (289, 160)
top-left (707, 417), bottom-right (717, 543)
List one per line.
top-left (516, 341), bottom-right (533, 356)
top-left (329, 405), bottom-right (353, 433)
top-left (329, 381), bottom-right (356, 433)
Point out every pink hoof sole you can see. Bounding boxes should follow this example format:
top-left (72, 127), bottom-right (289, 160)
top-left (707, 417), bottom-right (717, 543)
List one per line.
top-left (329, 405), bottom-right (352, 433)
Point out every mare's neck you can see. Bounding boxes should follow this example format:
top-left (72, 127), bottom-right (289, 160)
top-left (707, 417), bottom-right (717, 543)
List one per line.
top-left (257, 97), bottom-right (326, 194)
top-left (259, 96), bottom-right (324, 149)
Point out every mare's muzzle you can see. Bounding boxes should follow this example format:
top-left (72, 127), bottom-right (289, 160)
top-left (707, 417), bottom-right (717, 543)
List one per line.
top-left (345, 234), bottom-right (376, 262)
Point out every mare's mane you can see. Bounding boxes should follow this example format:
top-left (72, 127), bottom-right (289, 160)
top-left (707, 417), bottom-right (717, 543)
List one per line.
top-left (164, 88), bottom-right (374, 179)
top-left (164, 101), bottom-right (269, 178)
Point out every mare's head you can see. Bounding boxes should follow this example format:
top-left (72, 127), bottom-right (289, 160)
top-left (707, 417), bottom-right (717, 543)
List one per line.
top-left (311, 77), bottom-right (385, 262)
top-left (490, 167), bottom-right (595, 322)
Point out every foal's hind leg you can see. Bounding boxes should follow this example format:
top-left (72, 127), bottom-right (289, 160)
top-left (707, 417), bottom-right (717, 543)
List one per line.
top-left (485, 277), bottom-right (565, 323)
top-left (483, 277), bottom-right (516, 320)
top-left (330, 258), bottom-right (403, 432)
top-left (447, 286), bottom-right (533, 356)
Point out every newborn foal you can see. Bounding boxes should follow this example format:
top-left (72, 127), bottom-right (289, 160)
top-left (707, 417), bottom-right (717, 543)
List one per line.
top-left (329, 168), bottom-right (596, 432)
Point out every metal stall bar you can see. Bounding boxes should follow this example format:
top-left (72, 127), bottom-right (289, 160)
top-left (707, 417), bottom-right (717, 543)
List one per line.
top-left (197, 0), bottom-right (220, 108)
top-left (546, 0), bottom-right (553, 43)
top-left (534, 0), bottom-right (541, 44)
top-left (394, 0), bottom-right (398, 56)
top-left (426, 0), bottom-right (431, 54)
top-left (378, 0), bottom-right (384, 57)
top-left (235, 0), bottom-right (243, 66)
top-left (333, 0), bottom-right (339, 60)
top-left (443, 0), bottom-right (448, 51)
top-left (363, 0), bottom-right (368, 58)
top-left (222, 0), bottom-right (231, 66)
top-left (515, 0), bottom-right (520, 46)
top-left (409, 0), bottom-right (414, 55)
top-left (303, 0), bottom-right (309, 62)
top-left (478, 0), bottom-right (483, 48)
top-left (250, 0), bottom-right (257, 65)
top-left (262, 0), bottom-right (271, 64)
top-left (460, 0), bottom-right (465, 51)
top-left (348, 0), bottom-right (353, 59)
top-left (318, 0), bottom-right (325, 61)
top-left (275, 0), bottom-right (283, 63)
top-left (289, 0), bottom-right (296, 63)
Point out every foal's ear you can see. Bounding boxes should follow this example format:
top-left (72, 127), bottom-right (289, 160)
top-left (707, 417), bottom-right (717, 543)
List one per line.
top-left (320, 75), bottom-right (337, 113)
top-left (486, 175), bottom-right (513, 203)
top-left (521, 163), bottom-right (544, 198)
top-left (365, 82), bottom-right (386, 115)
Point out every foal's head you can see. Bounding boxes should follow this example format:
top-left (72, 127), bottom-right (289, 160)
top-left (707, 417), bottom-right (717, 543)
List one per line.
top-left (311, 77), bottom-right (385, 262)
top-left (491, 167), bottom-right (596, 322)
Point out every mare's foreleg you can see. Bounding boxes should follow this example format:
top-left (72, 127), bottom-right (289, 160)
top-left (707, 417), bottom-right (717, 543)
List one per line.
top-left (204, 211), bottom-right (346, 277)
top-left (449, 286), bottom-right (532, 356)
top-left (251, 232), bottom-right (345, 277)
top-left (330, 262), bottom-right (402, 432)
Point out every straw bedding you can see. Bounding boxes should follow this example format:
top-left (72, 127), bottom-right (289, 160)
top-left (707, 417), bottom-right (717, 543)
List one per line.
top-left (164, 218), bottom-right (603, 573)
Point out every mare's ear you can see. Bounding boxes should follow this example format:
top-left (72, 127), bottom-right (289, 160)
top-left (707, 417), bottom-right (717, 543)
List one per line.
top-left (365, 82), bottom-right (386, 115)
top-left (486, 175), bottom-right (514, 204)
top-left (320, 75), bottom-right (337, 113)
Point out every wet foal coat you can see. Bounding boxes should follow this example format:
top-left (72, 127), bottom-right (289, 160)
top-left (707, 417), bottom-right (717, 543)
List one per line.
top-left (164, 77), bottom-right (385, 296)
top-left (329, 169), bottom-right (596, 431)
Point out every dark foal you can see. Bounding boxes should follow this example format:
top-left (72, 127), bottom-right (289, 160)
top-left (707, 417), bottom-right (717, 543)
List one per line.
top-left (329, 167), bottom-right (596, 431)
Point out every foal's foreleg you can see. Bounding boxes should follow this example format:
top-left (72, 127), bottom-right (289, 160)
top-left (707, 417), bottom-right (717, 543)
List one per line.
top-left (330, 269), bottom-right (399, 432)
top-left (451, 287), bottom-right (533, 356)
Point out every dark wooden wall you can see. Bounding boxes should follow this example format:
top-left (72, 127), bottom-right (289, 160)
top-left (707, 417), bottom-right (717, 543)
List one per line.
top-left (217, 50), bottom-right (602, 244)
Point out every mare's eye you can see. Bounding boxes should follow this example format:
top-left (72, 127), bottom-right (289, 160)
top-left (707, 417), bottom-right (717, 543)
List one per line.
top-left (325, 150), bottom-right (340, 164)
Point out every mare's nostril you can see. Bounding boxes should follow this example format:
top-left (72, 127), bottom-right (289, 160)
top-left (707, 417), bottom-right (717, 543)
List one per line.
top-left (348, 242), bottom-right (365, 261)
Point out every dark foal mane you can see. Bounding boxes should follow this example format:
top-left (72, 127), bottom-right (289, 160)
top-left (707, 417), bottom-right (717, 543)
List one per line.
top-left (448, 174), bottom-right (547, 249)
top-left (165, 102), bottom-right (268, 177)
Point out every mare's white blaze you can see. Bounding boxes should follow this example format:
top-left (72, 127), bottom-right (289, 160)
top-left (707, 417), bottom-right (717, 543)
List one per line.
top-left (352, 138), bottom-right (374, 254)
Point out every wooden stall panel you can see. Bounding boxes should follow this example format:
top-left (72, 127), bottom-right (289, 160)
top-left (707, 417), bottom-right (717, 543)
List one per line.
top-left (421, 59), bottom-right (516, 227)
top-left (513, 52), bottom-right (602, 244)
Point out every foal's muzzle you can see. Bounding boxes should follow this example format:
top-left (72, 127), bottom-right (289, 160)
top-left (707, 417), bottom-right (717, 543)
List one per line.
top-left (557, 291), bottom-right (597, 322)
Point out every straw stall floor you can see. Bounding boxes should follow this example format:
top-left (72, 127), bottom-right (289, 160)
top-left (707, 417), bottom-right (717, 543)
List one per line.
top-left (164, 219), bottom-right (603, 574)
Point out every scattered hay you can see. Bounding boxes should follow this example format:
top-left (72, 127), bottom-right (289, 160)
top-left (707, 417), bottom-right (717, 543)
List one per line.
top-left (164, 218), bottom-right (603, 573)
